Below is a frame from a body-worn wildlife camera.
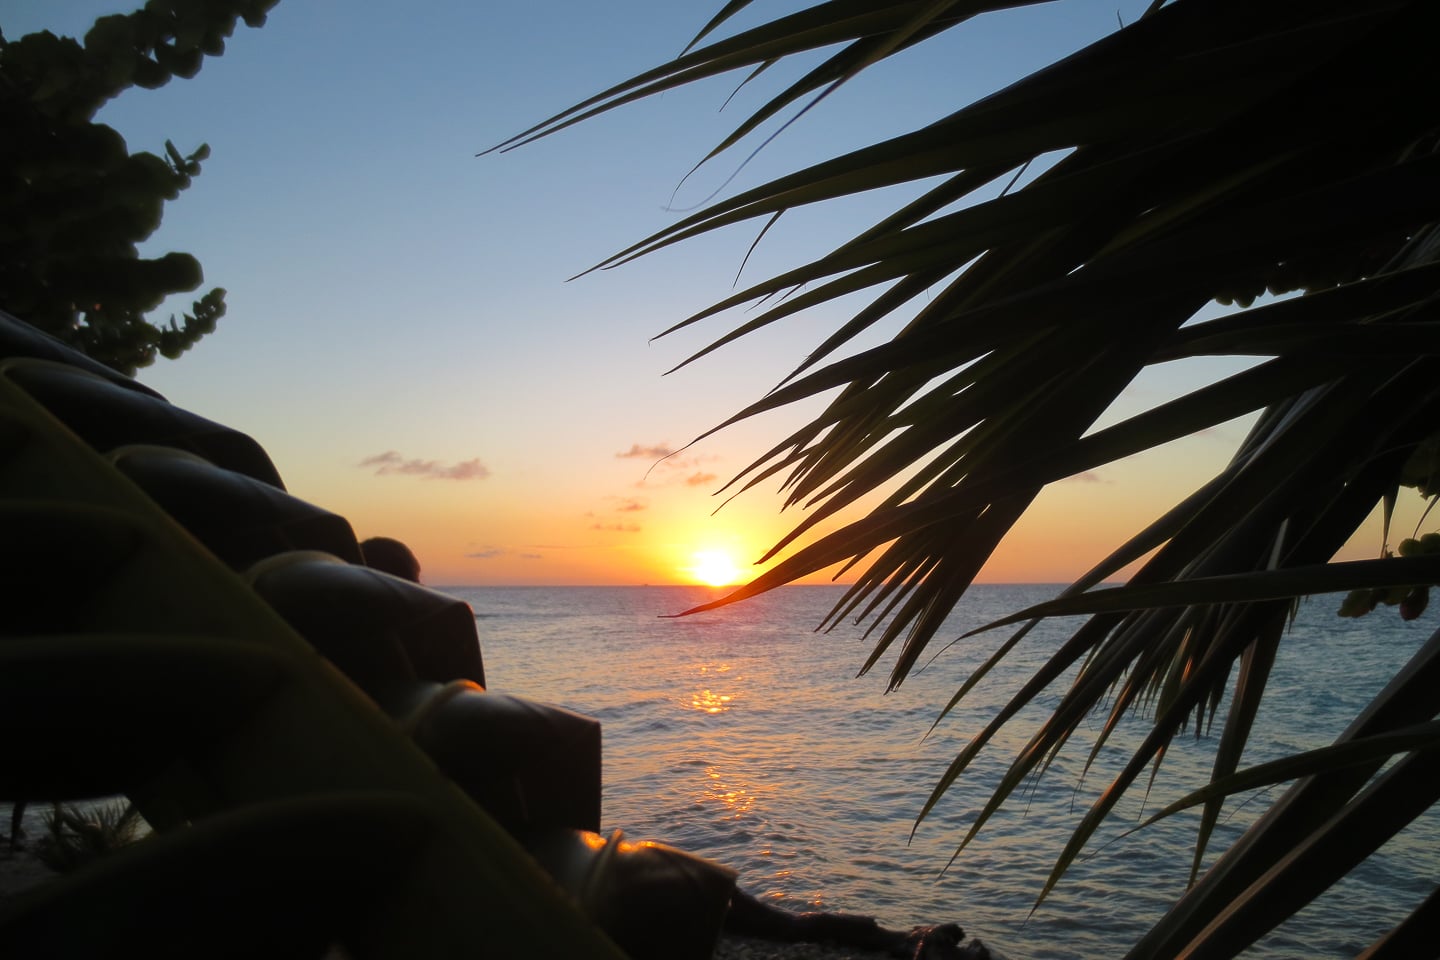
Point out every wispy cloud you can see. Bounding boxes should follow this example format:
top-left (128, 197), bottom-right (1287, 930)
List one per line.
top-left (1063, 471), bottom-right (1109, 485)
top-left (616, 442), bottom-right (676, 460)
top-left (592, 522), bottom-right (641, 533)
top-left (467, 546), bottom-right (545, 561)
top-left (466, 547), bottom-right (506, 559)
top-left (613, 497), bottom-right (648, 513)
top-left (619, 440), bottom-right (723, 489)
top-left (360, 451), bottom-right (490, 480)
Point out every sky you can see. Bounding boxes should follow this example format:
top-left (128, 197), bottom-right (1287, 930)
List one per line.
top-left (4, 1), bottom-right (1399, 586)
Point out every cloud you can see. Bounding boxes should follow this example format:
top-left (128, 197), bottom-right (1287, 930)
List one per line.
top-left (465, 547), bottom-right (506, 559)
top-left (592, 522), bottom-right (641, 533)
top-left (467, 546), bottom-right (547, 561)
top-left (360, 451), bottom-right (490, 480)
top-left (617, 443), bottom-right (675, 460)
top-left (619, 442), bottom-right (725, 491)
top-left (613, 497), bottom-right (647, 513)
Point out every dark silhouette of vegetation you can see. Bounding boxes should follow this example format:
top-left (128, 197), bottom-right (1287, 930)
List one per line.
top-left (493, 1), bottom-right (1440, 956)
top-left (0, 0), bottom-right (278, 375)
top-left (0, 307), bottom-right (628, 959)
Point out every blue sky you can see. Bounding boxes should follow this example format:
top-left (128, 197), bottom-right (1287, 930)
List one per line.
top-left (7, 1), bottom-right (1269, 585)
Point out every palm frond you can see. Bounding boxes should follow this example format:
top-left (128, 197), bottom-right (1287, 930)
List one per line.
top-left (498, 0), bottom-right (1440, 955)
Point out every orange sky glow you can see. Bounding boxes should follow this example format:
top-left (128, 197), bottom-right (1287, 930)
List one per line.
top-left (10, 3), bottom-right (1426, 595)
top-left (308, 430), bottom-right (1415, 590)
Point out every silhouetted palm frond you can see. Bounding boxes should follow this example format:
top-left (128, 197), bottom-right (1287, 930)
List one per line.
top-left (494, 1), bottom-right (1440, 955)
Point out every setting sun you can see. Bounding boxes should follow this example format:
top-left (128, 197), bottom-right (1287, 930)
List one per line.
top-left (688, 549), bottom-right (742, 587)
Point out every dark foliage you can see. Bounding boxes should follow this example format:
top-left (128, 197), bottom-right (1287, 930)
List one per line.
top-left (0, 0), bottom-right (278, 374)
top-left (494, 2), bottom-right (1440, 955)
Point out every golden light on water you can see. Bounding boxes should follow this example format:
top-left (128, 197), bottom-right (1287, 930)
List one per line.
top-left (691, 689), bottom-right (733, 713)
top-left (688, 662), bottom-right (738, 714)
top-left (680, 663), bottom-right (760, 819)
top-left (702, 765), bottom-right (757, 815)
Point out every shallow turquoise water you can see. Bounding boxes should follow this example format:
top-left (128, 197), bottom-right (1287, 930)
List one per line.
top-left (451, 584), bottom-right (1439, 959)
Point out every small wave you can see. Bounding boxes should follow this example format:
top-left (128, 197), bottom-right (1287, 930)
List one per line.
top-left (452, 584), bottom-right (1436, 960)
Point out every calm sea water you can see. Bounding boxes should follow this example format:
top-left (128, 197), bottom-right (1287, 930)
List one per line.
top-left (448, 584), bottom-right (1438, 960)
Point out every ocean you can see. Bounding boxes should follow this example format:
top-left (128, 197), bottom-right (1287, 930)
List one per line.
top-left (451, 583), bottom-right (1439, 960)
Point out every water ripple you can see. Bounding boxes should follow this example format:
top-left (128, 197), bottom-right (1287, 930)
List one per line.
top-left (460, 585), bottom-right (1440, 959)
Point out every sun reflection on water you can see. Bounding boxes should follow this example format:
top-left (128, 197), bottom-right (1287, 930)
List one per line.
top-left (702, 765), bottom-right (757, 815)
top-left (691, 689), bottom-right (733, 713)
top-left (687, 662), bottom-right (740, 714)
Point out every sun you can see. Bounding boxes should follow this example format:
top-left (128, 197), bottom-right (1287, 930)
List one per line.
top-left (689, 549), bottom-right (742, 587)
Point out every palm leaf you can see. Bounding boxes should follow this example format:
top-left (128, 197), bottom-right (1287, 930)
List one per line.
top-left (1117, 720), bottom-right (1440, 837)
top-left (498, 0), bottom-right (1440, 955)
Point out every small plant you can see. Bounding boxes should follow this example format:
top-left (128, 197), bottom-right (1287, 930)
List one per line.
top-left (34, 800), bottom-right (146, 874)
